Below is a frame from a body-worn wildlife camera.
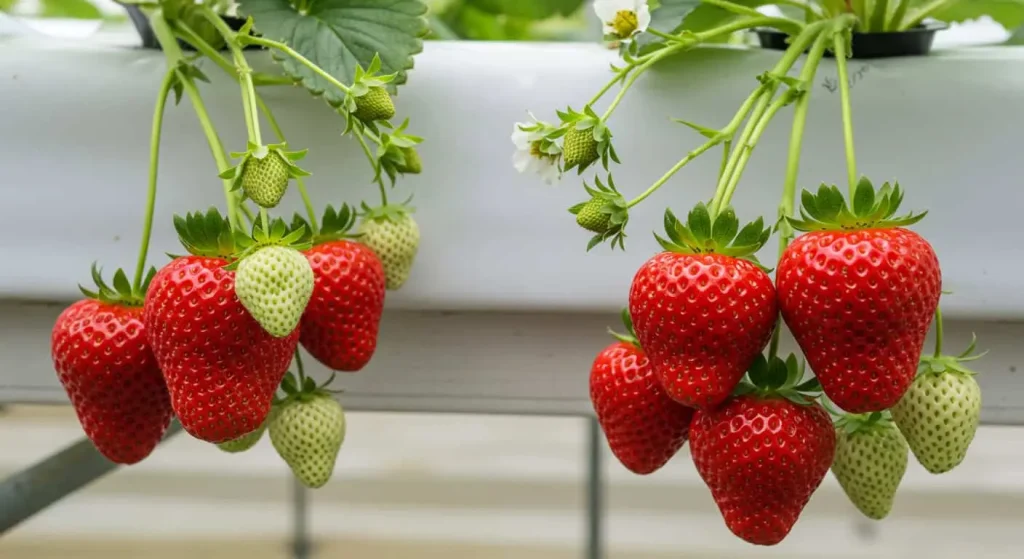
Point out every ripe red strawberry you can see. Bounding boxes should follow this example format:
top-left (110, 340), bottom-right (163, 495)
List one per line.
top-left (294, 205), bottom-right (387, 372)
top-left (629, 203), bottom-right (777, 409)
top-left (777, 179), bottom-right (941, 413)
top-left (689, 354), bottom-right (835, 546)
top-left (144, 210), bottom-right (298, 443)
top-left (590, 310), bottom-right (694, 475)
top-left (51, 267), bottom-right (172, 465)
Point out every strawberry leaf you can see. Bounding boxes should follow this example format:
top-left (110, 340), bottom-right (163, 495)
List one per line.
top-left (237, 0), bottom-right (428, 102)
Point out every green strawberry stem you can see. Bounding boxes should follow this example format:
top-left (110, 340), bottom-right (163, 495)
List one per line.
top-left (709, 19), bottom-right (834, 219)
top-left (767, 29), bottom-right (833, 359)
top-left (200, 7), bottom-right (262, 146)
top-left (149, 10), bottom-right (241, 232)
top-left (171, 20), bottom-right (294, 86)
top-left (133, 67), bottom-right (175, 293)
top-left (597, 16), bottom-right (800, 123)
top-left (170, 23), bottom-right (321, 235)
top-left (832, 27), bottom-right (858, 198)
top-left (625, 87), bottom-right (763, 209)
top-left (294, 348), bottom-right (308, 387)
top-left (933, 306), bottom-right (944, 358)
top-left (355, 131), bottom-right (389, 206)
top-left (239, 35), bottom-right (352, 95)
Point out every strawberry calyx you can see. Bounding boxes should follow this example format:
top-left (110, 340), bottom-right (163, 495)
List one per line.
top-left (787, 177), bottom-right (927, 232)
top-left (557, 105), bottom-right (619, 174)
top-left (78, 263), bottom-right (155, 307)
top-left (293, 203), bottom-right (359, 246)
top-left (656, 202), bottom-right (771, 264)
top-left (371, 118), bottom-right (423, 183)
top-left (219, 141), bottom-right (311, 200)
top-left (569, 174), bottom-right (629, 251)
top-left (173, 207), bottom-right (239, 260)
top-left (226, 217), bottom-right (312, 270)
top-left (277, 370), bottom-right (341, 404)
top-left (918, 334), bottom-right (987, 378)
top-left (606, 308), bottom-right (640, 349)
top-left (833, 410), bottom-right (895, 436)
top-left (733, 353), bottom-right (822, 406)
top-left (359, 200), bottom-right (414, 225)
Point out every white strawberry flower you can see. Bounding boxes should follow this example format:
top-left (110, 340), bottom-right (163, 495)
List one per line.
top-left (512, 123), bottom-right (561, 185)
top-left (594, 0), bottom-right (651, 41)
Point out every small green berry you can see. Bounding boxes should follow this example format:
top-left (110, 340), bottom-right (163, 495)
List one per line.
top-left (576, 199), bottom-right (611, 233)
top-left (354, 86), bottom-right (396, 122)
top-left (241, 152), bottom-right (291, 209)
top-left (563, 126), bottom-right (599, 171)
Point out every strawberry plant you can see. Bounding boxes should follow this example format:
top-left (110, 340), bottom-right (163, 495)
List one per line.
top-left (47, 0), bottom-right (428, 486)
top-left (532, 0), bottom-right (992, 545)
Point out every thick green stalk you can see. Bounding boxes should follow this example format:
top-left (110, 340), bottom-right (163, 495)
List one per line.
top-left (149, 10), bottom-right (239, 231)
top-left (171, 21), bottom-right (293, 86)
top-left (241, 35), bottom-right (352, 95)
top-left (888, 0), bottom-right (912, 29)
top-left (899, 0), bottom-right (956, 30)
top-left (868, 0), bottom-right (890, 31)
top-left (355, 132), bottom-right (388, 205)
top-left (766, 30), bottom-right (833, 360)
top-left (833, 29), bottom-right (858, 197)
top-left (709, 20), bottom-right (831, 217)
top-left (133, 68), bottom-right (176, 293)
top-left (933, 306), bottom-right (944, 357)
top-left (200, 7), bottom-right (262, 146)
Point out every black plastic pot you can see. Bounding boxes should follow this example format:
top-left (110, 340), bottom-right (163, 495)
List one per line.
top-left (756, 22), bottom-right (947, 59)
top-left (120, 3), bottom-right (256, 50)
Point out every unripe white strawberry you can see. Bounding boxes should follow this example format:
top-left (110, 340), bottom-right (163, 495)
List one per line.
top-left (831, 413), bottom-right (908, 520)
top-left (358, 205), bottom-right (420, 291)
top-left (235, 246), bottom-right (314, 338)
top-left (269, 393), bottom-right (346, 489)
top-left (891, 367), bottom-right (981, 474)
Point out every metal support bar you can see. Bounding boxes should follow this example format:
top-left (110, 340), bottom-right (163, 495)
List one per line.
top-left (291, 477), bottom-right (311, 559)
top-left (0, 421), bottom-right (182, 535)
top-left (585, 417), bottom-right (605, 559)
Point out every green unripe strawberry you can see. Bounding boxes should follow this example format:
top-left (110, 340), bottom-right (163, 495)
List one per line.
top-left (354, 86), bottom-right (395, 122)
top-left (269, 394), bottom-right (346, 489)
top-left (242, 152), bottom-right (291, 209)
top-left (576, 199), bottom-right (611, 233)
top-left (358, 208), bottom-right (420, 291)
top-left (235, 246), bottom-right (315, 338)
top-left (563, 126), bottom-right (598, 171)
top-left (831, 414), bottom-right (908, 520)
top-left (217, 419), bottom-right (268, 453)
top-left (396, 146), bottom-right (422, 174)
top-left (891, 368), bottom-right (981, 474)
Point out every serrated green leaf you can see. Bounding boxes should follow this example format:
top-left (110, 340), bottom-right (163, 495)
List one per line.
top-left (237, 0), bottom-right (428, 101)
top-left (733, 219), bottom-right (763, 247)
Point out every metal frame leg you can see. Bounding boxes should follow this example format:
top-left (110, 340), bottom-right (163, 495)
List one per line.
top-left (0, 421), bottom-right (181, 535)
top-left (291, 477), bottom-right (311, 559)
top-left (585, 417), bottom-right (605, 559)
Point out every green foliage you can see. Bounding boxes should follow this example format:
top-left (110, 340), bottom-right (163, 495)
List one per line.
top-left (428, 0), bottom-right (591, 40)
top-left (928, 0), bottom-right (1024, 30)
top-left (238, 0), bottom-right (428, 100)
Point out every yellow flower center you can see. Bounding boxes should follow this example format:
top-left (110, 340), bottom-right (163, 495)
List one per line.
top-left (611, 10), bottom-right (638, 38)
top-left (529, 140), bottom-right (557, 163)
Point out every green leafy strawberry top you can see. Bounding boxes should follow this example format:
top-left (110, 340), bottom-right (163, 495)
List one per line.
top-left (788, 177), bottom-right (927, 232)
top-left (277, 369), bottom-right (339, 404)
top-left (360, 201), bottom-right (414, 225)
top-left (919, 333), bottom-right (987, 379)
top-left (569, 174), bottom-right (629, 251)
top-left (834, 410), bottom-right (897, 437)
top-left (607, 308), bottom-right (641, 349)
top-left (79, 263), bottom-right (156, 307)
top-left (734, 353), bottom-right (822, 406)
top-left (369, 118), bottom-right (424, 183)
top-left (293, 203), bottom-right (359, 246)
top-left (174, 207), bottom-right (311, 266)
top-left (219, 141), bottom-right (311, 193)
top-left (656, 202), bottom-right (771, 262)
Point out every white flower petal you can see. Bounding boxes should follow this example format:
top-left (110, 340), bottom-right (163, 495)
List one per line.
top-left (539, 161), bottom-right (561, 185)
top-left (513, 150), bottom-right (533, 173)
top-left (511, 124), bottom-right (532, 150)
top-left (593, 0), bottom-right (621, 23)
top-left (635, 2), bottom-right (651, 33)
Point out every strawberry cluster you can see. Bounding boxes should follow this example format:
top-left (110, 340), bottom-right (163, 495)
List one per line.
top-left (50, 14), bottom-right (424, 490)
top-left (589, 181), bottom-right (984, 545)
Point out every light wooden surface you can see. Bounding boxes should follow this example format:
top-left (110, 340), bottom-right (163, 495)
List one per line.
top-left (1, 405), bottom-right (1022, 558)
